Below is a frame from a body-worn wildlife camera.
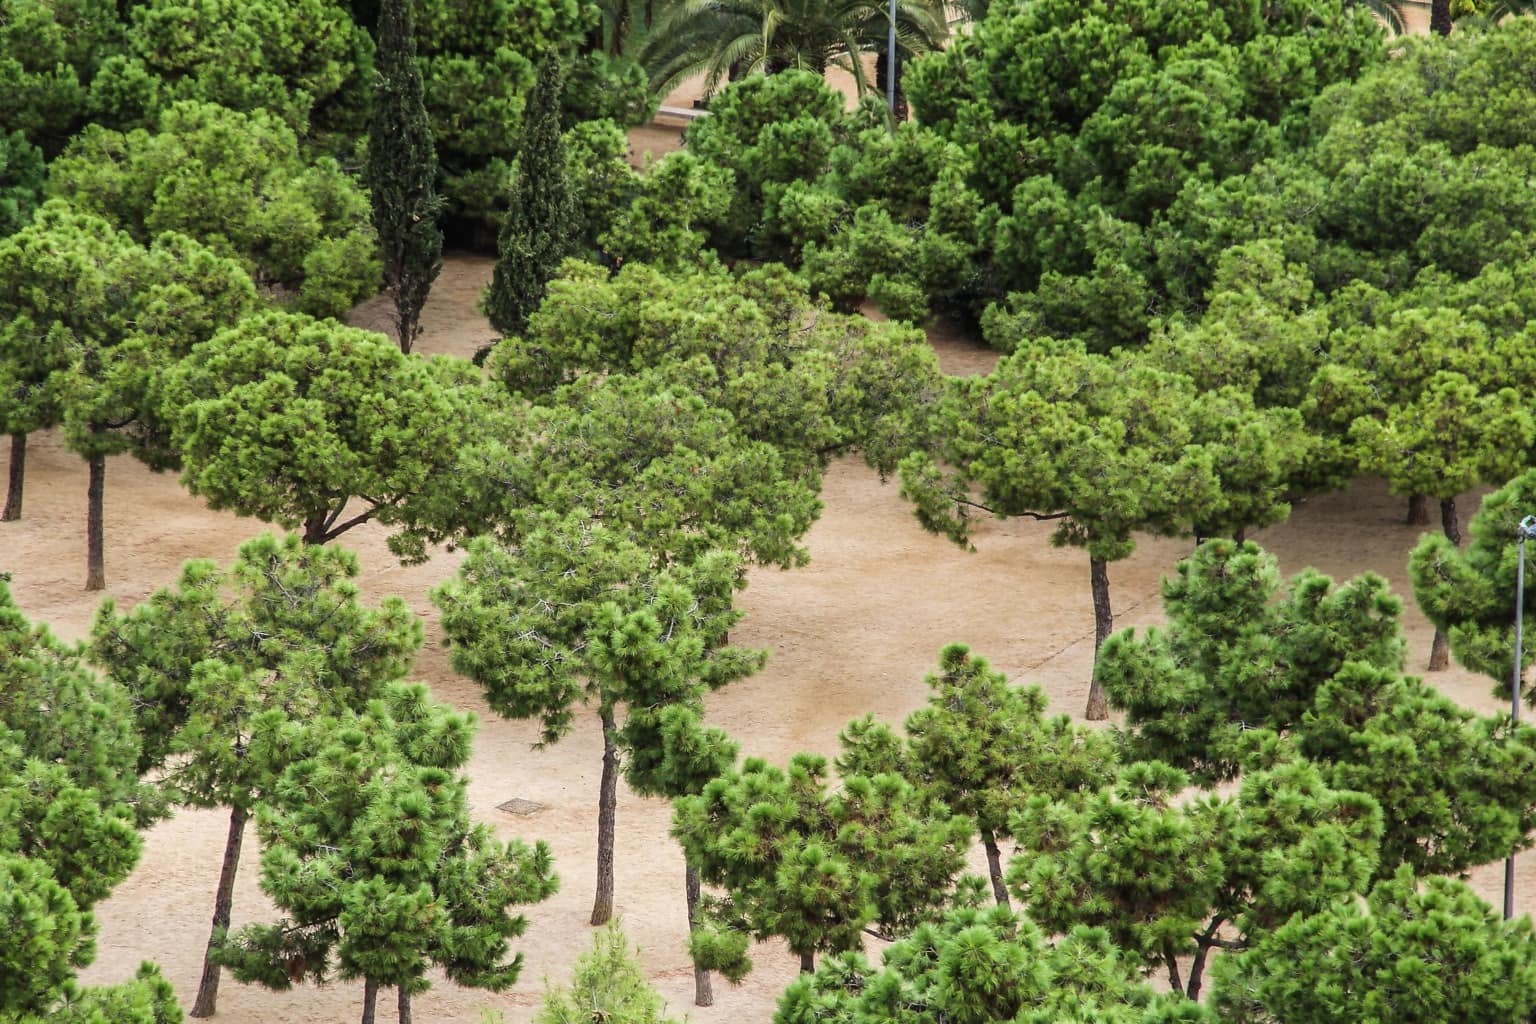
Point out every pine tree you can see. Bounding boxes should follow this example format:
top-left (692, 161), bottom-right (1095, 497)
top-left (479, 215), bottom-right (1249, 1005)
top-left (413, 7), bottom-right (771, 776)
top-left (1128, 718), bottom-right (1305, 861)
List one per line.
top-left (434, 513), bottom-right (762, 931)
top-left (90, 534), bottom-right (424, 1018)
top-left (216, 684), bottom-right (558, 1024)
top-left (672, 751), bottom-right (972, 976)
top-left (482, 54), bottom-right (577, 340)
top-left (368, 0), bottom-right (443, 354)
top-left (535, 923), bottom-right (681, 1024)
top-left (1214, 868), bottom-right (1536, 1023)
top-left (837, 644), bottom-right (1118, 908)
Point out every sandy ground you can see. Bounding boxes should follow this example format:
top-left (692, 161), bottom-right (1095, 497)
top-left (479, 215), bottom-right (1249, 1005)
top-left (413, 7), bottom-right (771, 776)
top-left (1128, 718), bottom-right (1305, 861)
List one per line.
top-left (2, 247), bottom-right (1526, 1024)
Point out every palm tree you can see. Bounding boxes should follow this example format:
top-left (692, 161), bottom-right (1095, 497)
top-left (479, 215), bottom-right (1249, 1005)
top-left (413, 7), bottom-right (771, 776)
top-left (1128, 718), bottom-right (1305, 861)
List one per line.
top-left (640, 0), bottom-right (951, 102)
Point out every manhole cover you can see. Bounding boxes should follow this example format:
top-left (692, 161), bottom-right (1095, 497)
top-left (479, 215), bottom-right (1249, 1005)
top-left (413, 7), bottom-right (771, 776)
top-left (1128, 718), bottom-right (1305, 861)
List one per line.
top-left (497, 798), bottom-right (546, 816)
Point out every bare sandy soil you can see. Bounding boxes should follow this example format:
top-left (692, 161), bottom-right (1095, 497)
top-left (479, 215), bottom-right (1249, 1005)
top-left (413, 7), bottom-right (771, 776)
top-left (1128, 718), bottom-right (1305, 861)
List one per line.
top-left (1, 252), bottom-right (1525, 1024)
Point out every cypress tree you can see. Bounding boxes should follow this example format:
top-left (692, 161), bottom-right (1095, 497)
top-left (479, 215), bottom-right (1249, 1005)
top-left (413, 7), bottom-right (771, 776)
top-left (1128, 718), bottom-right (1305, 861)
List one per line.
top-left (482, 54), bottom-right (577, 340)
top-left (368, 0), bottom-right (443, 354)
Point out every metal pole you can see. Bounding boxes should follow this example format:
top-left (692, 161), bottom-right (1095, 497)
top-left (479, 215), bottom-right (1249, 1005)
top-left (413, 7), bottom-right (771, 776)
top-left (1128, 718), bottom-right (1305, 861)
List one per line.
top-left (1506, 515), bottom-right (1536, 920)
top-left (887, 0), bottom-right (897, 114)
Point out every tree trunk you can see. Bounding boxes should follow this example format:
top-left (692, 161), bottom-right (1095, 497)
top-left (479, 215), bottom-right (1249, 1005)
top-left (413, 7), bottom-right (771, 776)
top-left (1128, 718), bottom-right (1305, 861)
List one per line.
top-left (2, 433), bottom-right (24, 521)
top-left (361, 978), bottom-right (379, 1024)
top-left (686, 862), bottom-right (713, 1006)
top-left (1233, 527), bottom-right (1246, 544)
top-left (1406, 493), bottom-right (1430, 526)
top-left (1430, 0), bottom-right (1453, 34)
top-left (303, 512), bottom-right (329, 545)
top-left (1163, 944), bottom-right (1183, 995)
top-left (591, 705), bottom-right (619, 926)
top-left (190, 804), bottom-right (249, 1017)
top-left (1187, 939), bottom-right (1212, 1002)
top-left (982, 829), bottom-right (1010, 907)
top-left (397, 985), bottom-right (412, 1024)
top-left (800, 951), bottom-right (815, 974)
top-left (1084, 557), bottom-right (1112, 720)
top-left (85, 453), bottom-right (105, 591)
top-left (1428, 497), bottom-right (1463, 672)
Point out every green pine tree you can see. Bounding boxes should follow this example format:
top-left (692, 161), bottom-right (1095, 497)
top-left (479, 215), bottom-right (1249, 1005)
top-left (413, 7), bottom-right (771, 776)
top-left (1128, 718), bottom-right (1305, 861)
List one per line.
top-left (90, 534), bottom-right (425, 1018)
top-left (482, 54), bottom-right (578, 341)
top-left (368, 0), bottom-right (443, 354)
top-left (216, 684), bottom-right (558, 1024)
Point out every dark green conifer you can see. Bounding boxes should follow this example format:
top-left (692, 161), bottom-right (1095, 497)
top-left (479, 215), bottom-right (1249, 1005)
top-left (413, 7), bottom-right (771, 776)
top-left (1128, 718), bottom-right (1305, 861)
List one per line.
top-left (482, 54), bottom-right (577, 340)
top-left (368, 0), bottom-right (443, 354)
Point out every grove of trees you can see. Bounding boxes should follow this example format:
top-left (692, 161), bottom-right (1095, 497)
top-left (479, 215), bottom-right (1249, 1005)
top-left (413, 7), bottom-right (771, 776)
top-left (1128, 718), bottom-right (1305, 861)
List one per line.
top-left (8, 0), bottom-right (1536, 1022)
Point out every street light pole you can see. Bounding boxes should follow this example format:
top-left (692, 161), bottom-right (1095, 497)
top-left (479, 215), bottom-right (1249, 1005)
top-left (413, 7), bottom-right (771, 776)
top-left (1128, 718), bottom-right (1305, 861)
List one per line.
top-left (887, 0), bottom-right (897, 114)
top-left (1505, 514), bottom-right (1536, 921)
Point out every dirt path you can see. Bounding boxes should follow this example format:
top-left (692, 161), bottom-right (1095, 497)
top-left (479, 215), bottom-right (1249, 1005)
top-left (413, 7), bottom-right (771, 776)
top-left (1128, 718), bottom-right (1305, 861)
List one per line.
top-left (1, 254), bottom-right (1520, 1024)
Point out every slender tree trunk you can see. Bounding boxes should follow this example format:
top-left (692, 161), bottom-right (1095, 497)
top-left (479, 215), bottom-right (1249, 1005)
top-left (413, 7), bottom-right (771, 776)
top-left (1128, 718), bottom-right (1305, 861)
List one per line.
top-left (686, 862), bottom-right (713, 1006)
top-left (1430, 0), bottom-right (1453, 34)
top-left (1233, 527), bottom-right (1247, 544)
top-left (981, 829), bottom-right (1010, 907)
top-left (1407, 493), bottom-right (1430, 526)
top-left (799, 951), bottom-right (815, 974)
top-left (1085, 557), bottom-right (1113, 720)
top-left (361, 978), bottom-right (379, 1024)
top-left (591, 705), bottom-right (619, 925)
top-left (2, 433), bottom-right (24, 521)
top-left (1163, 944), bottom-right (1183, 995)
top-left (1187, 939), bottom-right (1212, 1002)
top-left (1428, 497), bottom-right (1463, 672)
top-left (397, 985), bottom-right (412, 1024)
top-left (85, 453), bottom-right (106, 590)
top-left (190, 804), bottom-right (248, 1017)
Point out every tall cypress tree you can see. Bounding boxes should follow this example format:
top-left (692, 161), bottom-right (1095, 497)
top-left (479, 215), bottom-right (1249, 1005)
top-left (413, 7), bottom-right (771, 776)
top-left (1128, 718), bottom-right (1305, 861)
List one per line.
top-left (482, 54), bottom-right (576, 341)
top-left (368, 0), bottom-right (442, 354)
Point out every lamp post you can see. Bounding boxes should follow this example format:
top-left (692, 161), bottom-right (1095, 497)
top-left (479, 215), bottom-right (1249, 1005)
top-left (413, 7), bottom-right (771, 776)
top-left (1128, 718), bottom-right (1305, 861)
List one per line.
top-left (887, 0), bottom-right (897, 114)
top-left (1505, 513), bottom-right (1536, 921)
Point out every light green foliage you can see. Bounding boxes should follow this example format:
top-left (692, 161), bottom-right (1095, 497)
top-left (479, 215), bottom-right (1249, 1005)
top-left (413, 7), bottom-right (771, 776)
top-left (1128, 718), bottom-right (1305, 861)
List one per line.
top-left (3, 961), bottom-right (182, 1024)
top-left (415, 0), bottom-right (588, 233)
top-left (163, 311), bottom-right (496, 558)
top-left (49, 102), bottom-right (378, 318)
top-left (1101, 538), bottom-right (1536, 877)
top-left (0, 0), bottom-right (120, 155)
top-left (1307, 302), bottom-right (1536, 508)
top-left (0, 201), bottom-right (257, 463)
top-left (0, 131), bottom-right (43, 236)
top-left (0, 582), bottom-right (151, 822)
top-left (837, 644), bottom-right (1117, 904)
top-left (495, 260), bottom-right (942, 483)
top-left (484, 56), bottom-right (578, 339)
top-left (1213, 868), bottom-right (1536, 1023)
top-left (0, 586), bottom-right (179, 1024)
top-left (90, 533), bottom-right (423, 790)
top-left (1413, 469), bottom-right (1536, 691)
top-left (775, 905), bottom-right (1214, 1024)
top-left (217, 684), bottom-right (558, 1010)
top-left (673, 751), bottom-right (972, 974)
top-left (535, 924), bottom-right (679, 1024)
top-left (900, 340), bottom-right (1297, 560)
top-left (434, 514), bottom-right (758, 748)
top-left (91, 534), bottom-right (428, 1017)
top-left (563, 119), bottom-right (637, 253)
top-left (1010, 759), bottom-right (1381, 999)
top-left (89, 0), bottom-right (373, 144)
top-left (684, 71), bottom-right (846, 258)
top-left (600, 153), bottom-right (731, 268)
top-left (368, 0), bottom-right (442, 353)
